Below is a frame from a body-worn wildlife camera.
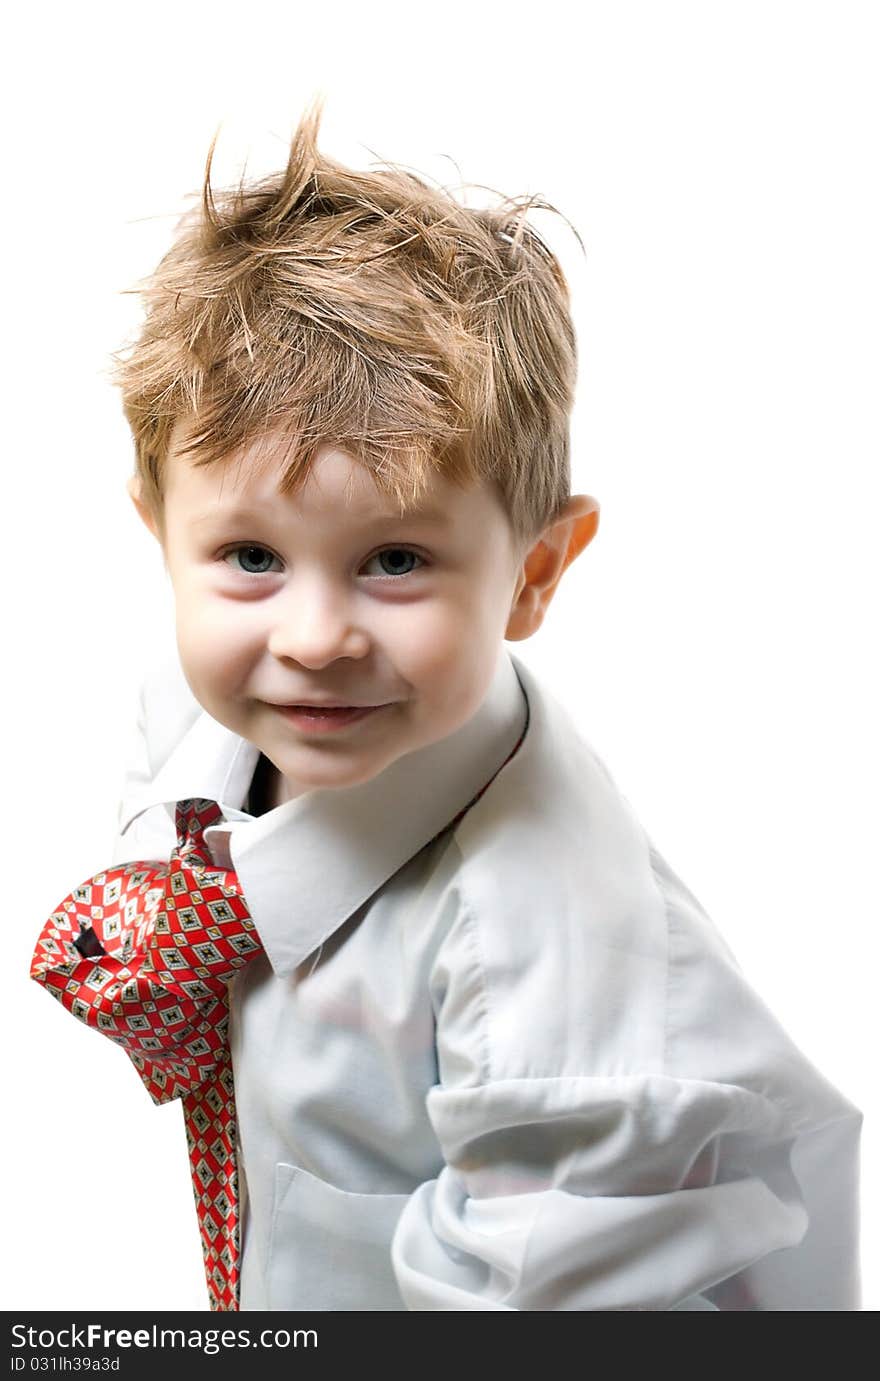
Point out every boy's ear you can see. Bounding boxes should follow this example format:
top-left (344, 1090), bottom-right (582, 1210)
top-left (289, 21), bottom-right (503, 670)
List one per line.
top-left (126, 474), bottom-right (160, 541)
top-left (505, 495), bottom-right (600, 641)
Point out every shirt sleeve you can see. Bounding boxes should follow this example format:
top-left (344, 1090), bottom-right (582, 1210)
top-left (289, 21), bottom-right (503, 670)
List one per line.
top-left (390, 853), bottom-right (862, 1312)
top-left (391, 1069), bottom-right (818, 1310)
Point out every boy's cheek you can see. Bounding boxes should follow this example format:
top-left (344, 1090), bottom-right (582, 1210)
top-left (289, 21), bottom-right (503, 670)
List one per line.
top-left (401, 615), bottom-right (473, 681)
top-left (173, 631), bottom-right (258, 711)
top-left (176, 597), bottom-right (260, 659)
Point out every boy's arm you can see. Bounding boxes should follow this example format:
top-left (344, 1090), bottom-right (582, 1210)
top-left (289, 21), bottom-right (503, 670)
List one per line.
top-left (389, 868), bottom-right (863, 1312)
top-left (391, 1068), bottom-right (860, 1311)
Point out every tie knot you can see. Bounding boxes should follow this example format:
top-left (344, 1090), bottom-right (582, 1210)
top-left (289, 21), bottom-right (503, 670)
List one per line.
top-left (174, 798), bottom-right (226, 860)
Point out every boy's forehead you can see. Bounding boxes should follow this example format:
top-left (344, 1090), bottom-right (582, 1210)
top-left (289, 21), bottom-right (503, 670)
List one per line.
top-left (165, 432), bottom-right (495, 529)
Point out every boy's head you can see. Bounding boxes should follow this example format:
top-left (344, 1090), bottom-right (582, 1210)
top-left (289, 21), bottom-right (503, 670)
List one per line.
top-left (116, 99), bottom-right (599, 795)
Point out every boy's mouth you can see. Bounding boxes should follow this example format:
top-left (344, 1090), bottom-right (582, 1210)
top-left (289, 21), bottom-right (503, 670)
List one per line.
top-left (269, 703), bottom-right (390, 734)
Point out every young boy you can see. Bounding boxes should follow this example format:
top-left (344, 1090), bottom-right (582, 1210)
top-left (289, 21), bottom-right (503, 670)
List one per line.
top-left (33, 101), bottom-right (862, 1311)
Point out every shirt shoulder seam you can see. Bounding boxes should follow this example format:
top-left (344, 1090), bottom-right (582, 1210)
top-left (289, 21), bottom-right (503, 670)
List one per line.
top-left (435, 837), bottom-right (494, 1085)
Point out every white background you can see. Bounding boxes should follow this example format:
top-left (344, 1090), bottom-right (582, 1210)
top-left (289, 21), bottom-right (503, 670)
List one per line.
top-left (3, 0), bottom-right (876, 1311)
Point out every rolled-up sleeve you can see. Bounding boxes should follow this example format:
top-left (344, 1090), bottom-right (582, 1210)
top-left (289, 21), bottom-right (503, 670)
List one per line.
top-left (390, 832), bottom-right (862, 1312)
top-left (392, 1070), bottom-right (814, 1310)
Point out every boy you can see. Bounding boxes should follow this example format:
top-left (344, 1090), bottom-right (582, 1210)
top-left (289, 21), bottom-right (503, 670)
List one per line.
top-left (32, 101), bottom-right (862, 1311)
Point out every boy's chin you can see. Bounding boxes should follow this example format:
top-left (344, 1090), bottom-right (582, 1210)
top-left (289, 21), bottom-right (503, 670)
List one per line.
top-left (268, 742), bottom-right (404, 795)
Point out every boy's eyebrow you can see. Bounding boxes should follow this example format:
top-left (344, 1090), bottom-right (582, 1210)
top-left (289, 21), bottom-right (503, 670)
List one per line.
top-left (190, 503), bottom-right (453, 529)
top-left (191, 505), bottom-right (267, 527)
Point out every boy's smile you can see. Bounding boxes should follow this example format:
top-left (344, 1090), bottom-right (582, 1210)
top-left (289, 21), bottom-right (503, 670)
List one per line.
top-left (154, 425), bottom-right (533, 801)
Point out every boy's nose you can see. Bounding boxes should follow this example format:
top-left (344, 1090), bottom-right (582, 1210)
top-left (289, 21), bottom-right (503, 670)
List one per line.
top-left (266, 583), bottom-right (370, 668)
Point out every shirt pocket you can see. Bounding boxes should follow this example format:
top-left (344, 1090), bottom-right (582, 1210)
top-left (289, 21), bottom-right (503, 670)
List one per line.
top-left (267, 1163), bottom-right (411, 1311)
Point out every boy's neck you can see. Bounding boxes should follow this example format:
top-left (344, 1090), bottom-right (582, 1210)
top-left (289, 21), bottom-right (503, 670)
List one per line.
top-left (247, 753), bottom-right (288, 815)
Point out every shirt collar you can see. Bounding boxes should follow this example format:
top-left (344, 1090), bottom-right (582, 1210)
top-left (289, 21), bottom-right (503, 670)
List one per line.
top-left (120, 648), bottom-right (529, 978)
top-left (118, 710), bottom-right (261, 836)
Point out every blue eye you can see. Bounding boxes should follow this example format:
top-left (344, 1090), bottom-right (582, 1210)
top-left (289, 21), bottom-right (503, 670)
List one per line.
top-left (220, 545), bottom-right (424, 578)
top-left (224, 545), bottom-right (281, 575)
top-left (362, 548), bottom-right (424, 577)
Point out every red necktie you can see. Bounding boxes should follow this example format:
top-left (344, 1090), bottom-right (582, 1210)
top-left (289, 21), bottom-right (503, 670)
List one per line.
top-left (31, 797), bottom-right (256, 1311)
top-left (31, 705), bottom-right (530, 1311)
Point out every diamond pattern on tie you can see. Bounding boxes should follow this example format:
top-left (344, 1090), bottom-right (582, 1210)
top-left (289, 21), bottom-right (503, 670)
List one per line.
top-left (30, 798), bottom-right (261, 1312)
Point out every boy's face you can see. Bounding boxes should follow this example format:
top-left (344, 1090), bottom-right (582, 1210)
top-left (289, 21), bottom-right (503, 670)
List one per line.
top-left (151, 426), bottom-right (538, 797)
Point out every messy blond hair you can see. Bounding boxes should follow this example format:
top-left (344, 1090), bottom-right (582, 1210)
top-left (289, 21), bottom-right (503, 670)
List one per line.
top-left (110, 97), bottom-right (582, 550)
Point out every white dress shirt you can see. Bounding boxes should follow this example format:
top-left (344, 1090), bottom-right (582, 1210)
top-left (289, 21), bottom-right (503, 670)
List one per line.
top-left (113, 645), bottom-right (863, 1311)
